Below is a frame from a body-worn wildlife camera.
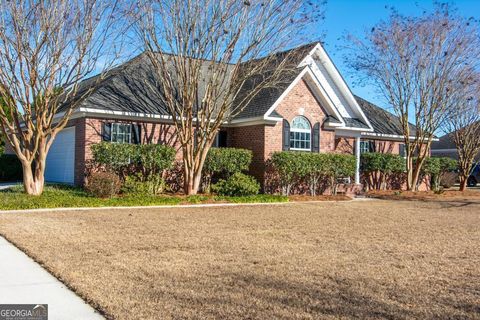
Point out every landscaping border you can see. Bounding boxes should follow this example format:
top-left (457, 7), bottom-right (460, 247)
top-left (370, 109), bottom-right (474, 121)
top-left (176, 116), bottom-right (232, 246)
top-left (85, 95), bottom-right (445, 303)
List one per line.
top-left (0, 198), bottom-right (357, 214)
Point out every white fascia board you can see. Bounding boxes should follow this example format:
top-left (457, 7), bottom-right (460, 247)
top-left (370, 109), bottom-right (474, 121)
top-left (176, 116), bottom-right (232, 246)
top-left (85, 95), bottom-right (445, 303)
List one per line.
top-left (302, 67), bottom-right (345, 125)
top-left (78, 107), bottom-right (172, 121)
top-left (227, 116), bottom-right (280, 127)
top-left (335, 129), bottom-right (362, 138)
top-left (342, 126), bottom-right (373, 132)
top-left (323, 122), bottom-right (343, 129)
top-left (361, 132), bottom-right (440, 142)
top-left (308, 43), bottom-right (374, 132)
top-left (65, 107), bottom-right (282, 127)
top-left (263, 66), bottom-right (347, 126)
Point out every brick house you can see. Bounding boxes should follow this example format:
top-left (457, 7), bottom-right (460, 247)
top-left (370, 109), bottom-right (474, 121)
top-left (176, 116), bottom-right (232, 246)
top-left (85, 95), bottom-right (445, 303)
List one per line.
top-left (9, 42), bottom-right (414, 187)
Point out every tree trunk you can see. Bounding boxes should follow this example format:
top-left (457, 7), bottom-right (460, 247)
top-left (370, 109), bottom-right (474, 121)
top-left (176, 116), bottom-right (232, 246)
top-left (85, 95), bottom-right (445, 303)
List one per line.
top-left (21, 159), bottom-right (45, 196)
top-left (406, 155), bottom-right (414, 191)
top-left (183, 166), bottom-right (202, 195)
top-left (459, 175), bottom-right (468, 191)
top-left (182, 146), bottom-right (208, 195)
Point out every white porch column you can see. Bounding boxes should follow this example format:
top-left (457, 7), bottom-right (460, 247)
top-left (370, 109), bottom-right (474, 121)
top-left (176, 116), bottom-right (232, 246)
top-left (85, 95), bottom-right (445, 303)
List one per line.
top-left (355, 136), bottom-right (361, 184)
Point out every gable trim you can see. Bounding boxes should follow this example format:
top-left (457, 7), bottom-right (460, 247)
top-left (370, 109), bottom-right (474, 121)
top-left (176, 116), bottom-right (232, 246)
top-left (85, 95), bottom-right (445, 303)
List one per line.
top-left (263, 67), bottom-right (346, 126)
top-left (300, 43), bottom-right (374, 132)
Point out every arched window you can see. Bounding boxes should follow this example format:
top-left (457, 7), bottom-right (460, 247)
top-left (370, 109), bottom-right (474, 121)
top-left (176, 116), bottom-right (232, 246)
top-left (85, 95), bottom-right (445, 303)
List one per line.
top-left (290, 116), bottom-right (311, 150)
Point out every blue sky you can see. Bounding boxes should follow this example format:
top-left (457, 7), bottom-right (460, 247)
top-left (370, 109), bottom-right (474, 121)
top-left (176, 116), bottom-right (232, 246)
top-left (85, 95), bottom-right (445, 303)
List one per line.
top-left (318, 0), bottom-right (480, 111)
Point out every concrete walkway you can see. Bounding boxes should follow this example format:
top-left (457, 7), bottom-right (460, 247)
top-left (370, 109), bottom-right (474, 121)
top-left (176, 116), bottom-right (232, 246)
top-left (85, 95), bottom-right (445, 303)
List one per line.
top-left (0, 237), bottom-right (104, 320)
top-left (0, 182), bottom-right (19, 190)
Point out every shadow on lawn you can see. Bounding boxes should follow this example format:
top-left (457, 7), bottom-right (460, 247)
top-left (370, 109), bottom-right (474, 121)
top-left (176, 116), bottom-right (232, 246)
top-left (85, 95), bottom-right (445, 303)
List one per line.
top-left (165, 272), bottom-right (465, 319)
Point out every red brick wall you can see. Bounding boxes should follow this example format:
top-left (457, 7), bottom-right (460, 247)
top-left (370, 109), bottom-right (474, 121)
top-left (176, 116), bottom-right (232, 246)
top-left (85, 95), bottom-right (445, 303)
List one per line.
top-left (227, 125), bottom-right (266, 182)
top-left (264, 79), bottom-right (336, 157)
top-left (74, 117), bottom-right (180, 185)
top-left (227, 79), bottom-right (337, 183)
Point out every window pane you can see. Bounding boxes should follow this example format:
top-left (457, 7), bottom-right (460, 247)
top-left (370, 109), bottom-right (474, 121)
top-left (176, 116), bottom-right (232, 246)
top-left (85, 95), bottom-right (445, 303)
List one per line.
top-left (289, 117), bottom-right (312, 150)
top-left (291, 116), bottom-right (310, 130)
top-left (111, 124), bottom-right (132, 143)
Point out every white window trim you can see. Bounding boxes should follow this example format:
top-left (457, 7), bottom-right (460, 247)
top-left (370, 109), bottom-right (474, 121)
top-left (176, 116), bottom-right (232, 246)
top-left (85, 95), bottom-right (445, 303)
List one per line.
top-left (290, 116), bottom-right (312, 151)
top-left (359, 141), bottom-right (372, 154)
top-left (111, 123), bottom-right (132, 144)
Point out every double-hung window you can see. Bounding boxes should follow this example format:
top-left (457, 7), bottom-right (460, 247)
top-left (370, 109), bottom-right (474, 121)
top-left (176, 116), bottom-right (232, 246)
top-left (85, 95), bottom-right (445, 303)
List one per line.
top-left (111, 123), bottom-right (132, 143)
top-left (290, 116), bottom-right (311, 151)
top-left (360, 141), bottom-right (374, 154)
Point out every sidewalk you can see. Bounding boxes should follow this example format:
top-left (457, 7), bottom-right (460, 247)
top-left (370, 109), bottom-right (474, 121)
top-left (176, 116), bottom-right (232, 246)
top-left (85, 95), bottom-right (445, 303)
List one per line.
top-left (0, 182), bottom-right (19, 190)
top-left (0, 237), bottom-right (104, 320)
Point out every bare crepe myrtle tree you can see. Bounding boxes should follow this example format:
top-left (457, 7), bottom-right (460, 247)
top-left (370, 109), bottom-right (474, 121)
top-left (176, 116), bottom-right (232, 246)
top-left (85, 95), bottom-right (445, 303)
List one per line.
top-left (0, 0), bottom-right (127, 195)
top-left (135, 0), bottom-right (325, 195)
top-left (443, 76), bottom-right (480, 191)
top-left (346, 5), bottom-right (480, 190)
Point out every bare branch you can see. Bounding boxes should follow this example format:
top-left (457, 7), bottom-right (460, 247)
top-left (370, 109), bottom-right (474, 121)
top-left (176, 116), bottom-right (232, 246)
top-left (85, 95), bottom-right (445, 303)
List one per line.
top-left (134, 0), bottom-right (325, 194)
top-left (0, 0), bottom-right (128, 195)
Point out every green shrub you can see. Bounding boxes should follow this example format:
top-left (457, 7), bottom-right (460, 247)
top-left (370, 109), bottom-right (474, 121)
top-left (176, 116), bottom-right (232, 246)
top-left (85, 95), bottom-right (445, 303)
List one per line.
top-left (270, 151), bottom-right (309, 195)
top-left (85, 171), bottom-right (122, 198)
top-left (303, 153), bottom-right (330, 196)
top-left (134, 144), bottom-right (176, 175)
top-left (212, 172), bottom-right (260, 196)
top-left (0, 154), bottom-right (22, 182)
top-left (0, 145), bottom-right (4, 155)
top-left (270, 152), bottom-right (355, 196)
top-left (91, 142), bottom-right (133, 175)
top-left (422, 157), bottom-right (457, 191)
top-left (326, 154), bottom-right (356, 195)
top-left (90, 142), bottom-right (175, 180)
top-left (361, 153), bottom-right (405, 190)
top-left (203, 147), bottom-right (252, 192)
top-left (122, 174), bottom-right (168, 196)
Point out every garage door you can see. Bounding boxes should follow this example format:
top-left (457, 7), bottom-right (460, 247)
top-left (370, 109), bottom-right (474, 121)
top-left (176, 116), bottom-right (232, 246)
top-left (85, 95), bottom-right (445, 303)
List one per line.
top-left (45, 126), bottom-right (75, 184)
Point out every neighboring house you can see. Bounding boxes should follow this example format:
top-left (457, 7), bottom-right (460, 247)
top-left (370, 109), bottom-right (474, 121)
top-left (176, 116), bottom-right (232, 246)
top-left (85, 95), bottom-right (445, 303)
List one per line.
top-left (432, 130), bottom-right (480, 161)
top-left (6, 42), bottom-right (415, 187)
top-left (432, 133), bottom-right (458, 159)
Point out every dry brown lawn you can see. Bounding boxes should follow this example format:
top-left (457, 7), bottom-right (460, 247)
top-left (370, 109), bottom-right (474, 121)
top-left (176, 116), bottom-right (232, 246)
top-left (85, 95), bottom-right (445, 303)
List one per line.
top-left (0, 200), bottom-right (479, 319)
top-left (367, 189), bottom-right (480, 202)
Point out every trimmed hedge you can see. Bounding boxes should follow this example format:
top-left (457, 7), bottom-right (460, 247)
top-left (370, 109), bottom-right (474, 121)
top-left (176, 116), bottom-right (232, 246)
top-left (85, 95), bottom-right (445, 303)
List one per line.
top-left (212, 172), bottom-right (260, 196)
top-left (91, 142), bottom-right (175, 178)
top-left (202, 147), bottom-right (253, 192)
top-left (90, 142), bottom-right (176, 196)
top-left (0, 154), bottom-right (22, 182)
top-left (361, 153), bottom-right (405, 190)
top-left (270, 152), bottom-right (356, 196)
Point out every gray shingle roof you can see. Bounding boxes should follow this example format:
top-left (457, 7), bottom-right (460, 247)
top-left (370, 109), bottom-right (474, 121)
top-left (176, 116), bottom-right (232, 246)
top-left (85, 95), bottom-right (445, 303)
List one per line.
top-left (65, 43), bottom-right (319, 120)
top-left (231, 43), bottom-right (318, 119)
top-left (354, 95), bottom-right (416, 136)
top-left (432, 133), bottom-right (456, 150)
top-left (343, 117), bottom-right (370, 129)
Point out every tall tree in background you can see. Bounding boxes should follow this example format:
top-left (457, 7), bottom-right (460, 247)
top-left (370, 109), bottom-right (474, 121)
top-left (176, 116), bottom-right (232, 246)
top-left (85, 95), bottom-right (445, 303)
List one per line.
top-left (0, 0), bottom-right (126, 195)
top-left (443, 76), bottom-right (480, 191)
top-left (347, 4), bottom-right (480, 190)
top-left (135, 0), bottom-right (325, 195)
